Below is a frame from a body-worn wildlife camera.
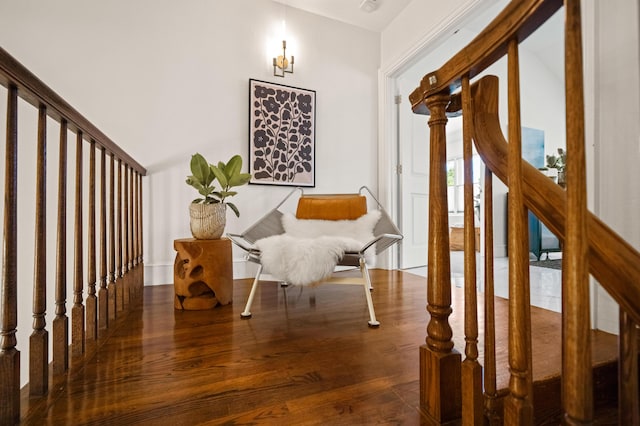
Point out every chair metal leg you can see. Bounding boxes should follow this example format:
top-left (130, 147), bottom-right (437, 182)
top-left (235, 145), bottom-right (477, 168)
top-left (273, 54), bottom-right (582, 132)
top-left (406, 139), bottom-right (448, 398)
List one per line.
top-left (241, 264), bottom-right (263, 319)
top-left (360, 258), bottom-right (380, 327)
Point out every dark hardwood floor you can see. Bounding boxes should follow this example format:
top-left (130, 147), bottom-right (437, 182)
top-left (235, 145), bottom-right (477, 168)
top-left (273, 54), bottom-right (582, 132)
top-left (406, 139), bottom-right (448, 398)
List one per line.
top-left (22, 270), bottom-right (618, 425)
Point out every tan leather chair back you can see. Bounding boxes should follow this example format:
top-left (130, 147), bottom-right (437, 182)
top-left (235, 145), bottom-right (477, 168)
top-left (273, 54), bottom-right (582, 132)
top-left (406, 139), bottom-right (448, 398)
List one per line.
top-left (295, 194), bottom-right (367, 221)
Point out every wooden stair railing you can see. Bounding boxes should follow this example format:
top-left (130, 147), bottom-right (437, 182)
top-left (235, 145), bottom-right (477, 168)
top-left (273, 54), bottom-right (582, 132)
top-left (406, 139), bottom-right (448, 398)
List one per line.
top-left (465, 76), bottom-right (640, 322)
top-left (0, 46), bottom-right (146, 424)
top-left (409, 0), bottom-right (640, 424)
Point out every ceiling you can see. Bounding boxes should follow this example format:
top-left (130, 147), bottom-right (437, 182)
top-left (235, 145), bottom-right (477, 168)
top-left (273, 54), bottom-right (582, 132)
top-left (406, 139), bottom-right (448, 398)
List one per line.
top-left (271, 0), bottom-right (413, 32)
top-left (271, 0), bottom-right (563, 80)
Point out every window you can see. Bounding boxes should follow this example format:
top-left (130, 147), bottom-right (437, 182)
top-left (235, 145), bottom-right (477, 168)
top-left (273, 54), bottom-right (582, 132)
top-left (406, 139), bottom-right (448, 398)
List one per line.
top-left (447, 155), bottom-right (482, 213)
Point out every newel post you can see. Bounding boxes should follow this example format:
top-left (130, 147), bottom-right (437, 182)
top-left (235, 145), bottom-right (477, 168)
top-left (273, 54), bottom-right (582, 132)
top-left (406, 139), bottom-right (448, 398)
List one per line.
top-left (420, 91), bottom-right (462, 423)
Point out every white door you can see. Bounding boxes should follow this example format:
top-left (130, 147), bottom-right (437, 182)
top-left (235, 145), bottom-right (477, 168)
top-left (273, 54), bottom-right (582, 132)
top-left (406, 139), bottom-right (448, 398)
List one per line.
top-left (397, 98), bottom-right (430, 269)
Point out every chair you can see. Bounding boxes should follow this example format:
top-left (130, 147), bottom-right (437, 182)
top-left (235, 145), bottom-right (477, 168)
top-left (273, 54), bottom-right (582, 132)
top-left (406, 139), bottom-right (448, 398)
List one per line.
top-left (227, 186), bottom-right (402, 327)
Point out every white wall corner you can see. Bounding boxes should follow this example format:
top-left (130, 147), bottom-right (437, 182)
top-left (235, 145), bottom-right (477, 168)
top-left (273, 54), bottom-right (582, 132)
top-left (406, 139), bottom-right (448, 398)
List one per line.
top-left (380, 0), bottom-right (488, 74)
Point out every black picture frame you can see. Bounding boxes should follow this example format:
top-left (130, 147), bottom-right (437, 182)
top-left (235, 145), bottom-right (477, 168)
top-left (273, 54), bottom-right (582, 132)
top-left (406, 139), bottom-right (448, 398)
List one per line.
top-left (248, 79), bottom-right (315, 187)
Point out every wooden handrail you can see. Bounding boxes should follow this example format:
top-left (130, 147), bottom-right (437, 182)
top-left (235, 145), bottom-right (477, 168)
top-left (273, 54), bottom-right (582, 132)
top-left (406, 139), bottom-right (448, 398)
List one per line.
top-left (465, 76), bottom-right (640, 325)
top-left (409, 0), bottom-right (563, 113)
top-left (0, 46), bottom-right (146, 176)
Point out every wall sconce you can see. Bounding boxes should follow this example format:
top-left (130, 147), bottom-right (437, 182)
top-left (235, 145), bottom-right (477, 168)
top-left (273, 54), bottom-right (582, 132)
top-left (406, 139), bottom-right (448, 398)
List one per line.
top-left (273, 40), bottom-right (294, 77)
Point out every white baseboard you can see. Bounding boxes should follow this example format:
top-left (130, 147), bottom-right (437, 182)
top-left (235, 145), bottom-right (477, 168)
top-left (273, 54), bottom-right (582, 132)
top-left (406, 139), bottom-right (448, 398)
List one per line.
top-left (145, 256), bottom-right (396, 286)
top-left (144, 263), bottom-right (173, 286)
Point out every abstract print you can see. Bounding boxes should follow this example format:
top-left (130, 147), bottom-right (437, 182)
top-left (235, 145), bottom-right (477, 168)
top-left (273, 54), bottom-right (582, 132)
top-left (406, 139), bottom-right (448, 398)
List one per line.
top-left (249, 79), bottom-right (315, 186)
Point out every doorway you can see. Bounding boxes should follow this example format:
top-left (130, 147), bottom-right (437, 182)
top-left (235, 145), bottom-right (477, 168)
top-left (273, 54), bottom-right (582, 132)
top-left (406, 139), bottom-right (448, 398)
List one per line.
top-left (392, 27), bottom-right (486, 269)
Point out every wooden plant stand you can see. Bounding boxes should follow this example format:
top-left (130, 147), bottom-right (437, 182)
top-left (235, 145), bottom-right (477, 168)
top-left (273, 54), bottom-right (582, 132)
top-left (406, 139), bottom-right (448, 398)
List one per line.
top-left (173, 238), bottom-right (233, 310)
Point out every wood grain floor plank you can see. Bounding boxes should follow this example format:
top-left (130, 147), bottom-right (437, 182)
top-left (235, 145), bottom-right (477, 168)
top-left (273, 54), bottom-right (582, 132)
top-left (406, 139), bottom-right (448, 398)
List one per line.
top-left (22, 270), bottom-right (618, 425)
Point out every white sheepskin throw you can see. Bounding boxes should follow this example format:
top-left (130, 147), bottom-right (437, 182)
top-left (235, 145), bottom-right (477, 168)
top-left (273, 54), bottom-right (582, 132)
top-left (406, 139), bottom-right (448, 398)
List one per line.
top-left (254, 211), bottom-right (381, 286)
top-left (281, 210), bottom-right (381, 241)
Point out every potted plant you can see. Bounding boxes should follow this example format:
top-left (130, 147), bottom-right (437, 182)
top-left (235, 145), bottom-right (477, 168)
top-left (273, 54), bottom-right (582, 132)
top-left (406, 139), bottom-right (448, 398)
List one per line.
top-left (546, 147), bottom-right (566, 187)
top-left (186, 153), bottom-right (251, 239)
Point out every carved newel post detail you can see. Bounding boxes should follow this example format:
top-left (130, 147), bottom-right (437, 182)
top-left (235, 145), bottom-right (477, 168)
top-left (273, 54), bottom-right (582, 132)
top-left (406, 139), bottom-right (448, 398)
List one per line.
top-left (420, 91), bottom-right (462, 422)
top-left (174, 238), bottom-right (233, 310)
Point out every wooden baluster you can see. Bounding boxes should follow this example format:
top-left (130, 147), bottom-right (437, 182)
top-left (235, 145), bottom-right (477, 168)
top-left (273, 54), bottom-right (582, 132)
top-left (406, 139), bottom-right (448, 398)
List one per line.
top-left (131, 169), bottom-right (138, 300)
top-left (461, 75), bottom-right (482, 424)
top-left (98, 147), bottom-right (108, 333)
top-left (129, 167), bottom-right (134, 301)
top-left (619, 312), bottom-right (639, 424)
top-left (86, 141), bottom-right (97, 341)
top-left (129, 168), bottom-right (135, 301)
top-left (30, 104), bottom-right (48, 395)
top-left (503, 38), bottom-right (533, 425)
top-left (420, 90), bottom-right (461, 422)
top-left (53, 119), bottom-right (69, 375)
top-left (123, 165), bottom-right (130, 308)
top-left (138, 172), bottom-right (144, 291)
top-left (129, 167), bottom-right (139, 300)
top-left (131, 171), bottom-right (137, 298)
top-left (107, 154), bottom-right (117, 320)
top-left (117, 158), bottom-right (124, 312)
top-left (72, 131), bottom-right (85, 358)
top-left (483, 167), bottom-right (499, 425)
top-left (563, 1), bottom-right (593, 423)
top-left (128, 166), bottom-right (134, 301)
top-left (1, 84), bottom-right (20, 424)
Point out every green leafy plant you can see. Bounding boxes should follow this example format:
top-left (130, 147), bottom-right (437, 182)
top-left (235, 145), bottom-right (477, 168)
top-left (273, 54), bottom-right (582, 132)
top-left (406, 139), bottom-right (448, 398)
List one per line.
top-left (546, 148), bottom-right (566, 173)
top-left (186, 153), bottom-right (251, 217)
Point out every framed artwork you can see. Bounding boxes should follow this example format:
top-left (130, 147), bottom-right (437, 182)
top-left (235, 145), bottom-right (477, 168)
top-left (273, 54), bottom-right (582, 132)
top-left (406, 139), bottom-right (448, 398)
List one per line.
top-left (249, 79), bottom-right (315, 187)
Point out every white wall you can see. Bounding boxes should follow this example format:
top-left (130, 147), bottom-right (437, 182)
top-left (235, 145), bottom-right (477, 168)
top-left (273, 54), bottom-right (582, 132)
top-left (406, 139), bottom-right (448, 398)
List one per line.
top-left (380, 0), bottom-right (487, 72)
top-left (589, 0), bottom-right (640, 334)
top-left (0, 0), bottom-right (380, 386)
top-left (0, 0), bottom-right (380, 284)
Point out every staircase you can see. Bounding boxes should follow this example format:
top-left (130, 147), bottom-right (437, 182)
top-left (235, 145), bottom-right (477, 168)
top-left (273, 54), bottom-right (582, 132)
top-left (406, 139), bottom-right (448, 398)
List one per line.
top-left (409, 0), bottom-right (640, 423)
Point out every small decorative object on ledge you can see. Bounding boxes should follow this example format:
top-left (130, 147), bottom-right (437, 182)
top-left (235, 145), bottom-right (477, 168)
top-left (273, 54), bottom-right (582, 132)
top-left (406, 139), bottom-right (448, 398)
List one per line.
top-left (537, 167), bottom-right (557, 184)
top-left (185, 153), bottom-right (251, 239)
top-left (546, 147), bottom-right (566, 188)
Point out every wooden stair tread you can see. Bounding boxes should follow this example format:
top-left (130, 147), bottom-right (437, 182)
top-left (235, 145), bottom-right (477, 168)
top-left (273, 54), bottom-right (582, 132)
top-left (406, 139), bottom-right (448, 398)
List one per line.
top-left (448, 282), bottom-right (618, 390)
top-left (448, 283), bottom-right (619, 424)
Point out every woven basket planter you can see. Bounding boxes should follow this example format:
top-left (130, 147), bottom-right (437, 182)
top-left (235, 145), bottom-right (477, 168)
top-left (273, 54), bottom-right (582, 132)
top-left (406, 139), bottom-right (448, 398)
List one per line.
top-left (189, 203), bottom-right (226, 239)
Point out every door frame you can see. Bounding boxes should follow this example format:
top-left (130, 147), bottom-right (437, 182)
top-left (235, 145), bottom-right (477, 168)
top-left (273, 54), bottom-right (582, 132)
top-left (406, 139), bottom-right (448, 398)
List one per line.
top-left (376, 0), bottom-right (490, 269)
